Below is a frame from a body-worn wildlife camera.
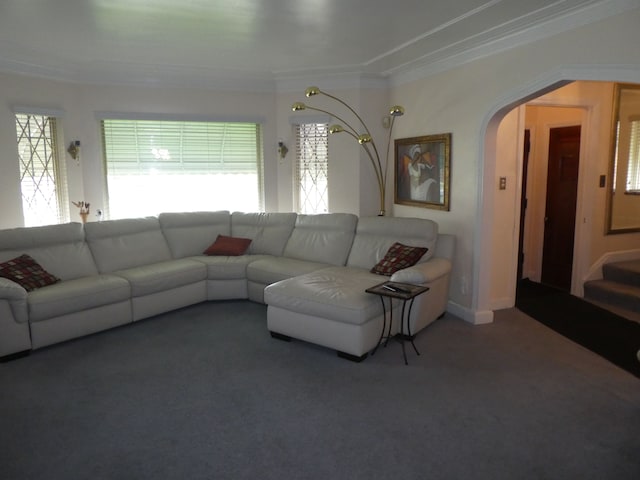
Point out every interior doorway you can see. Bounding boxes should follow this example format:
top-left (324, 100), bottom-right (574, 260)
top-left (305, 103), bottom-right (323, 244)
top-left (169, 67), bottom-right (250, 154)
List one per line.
top-left (516, 104), bottom-right (585, 294)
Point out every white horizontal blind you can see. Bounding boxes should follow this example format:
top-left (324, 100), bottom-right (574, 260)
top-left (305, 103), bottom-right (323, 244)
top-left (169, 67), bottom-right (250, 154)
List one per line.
top-left (626, 118), bottom-right (640, 193)
top-left (101, 119), bottom-right (263, 218)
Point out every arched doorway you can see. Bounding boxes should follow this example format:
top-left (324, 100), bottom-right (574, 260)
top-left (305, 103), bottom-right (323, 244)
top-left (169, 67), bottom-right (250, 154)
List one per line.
top-left (476, 67), bottom-right (640, 319)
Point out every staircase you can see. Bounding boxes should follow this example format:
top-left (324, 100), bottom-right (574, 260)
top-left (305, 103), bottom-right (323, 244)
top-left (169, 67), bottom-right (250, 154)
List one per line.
top-left (584, 260), bottom-right (640, 324)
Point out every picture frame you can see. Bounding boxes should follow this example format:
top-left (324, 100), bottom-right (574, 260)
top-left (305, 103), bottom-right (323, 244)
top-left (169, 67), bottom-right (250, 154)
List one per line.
top-left (394, 133), bottom-right (451, 211)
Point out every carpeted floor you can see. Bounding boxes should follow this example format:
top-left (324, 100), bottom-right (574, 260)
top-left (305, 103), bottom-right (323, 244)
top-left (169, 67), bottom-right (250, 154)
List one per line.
top-left (516, 278), bottom-right (640, 378)
top-left (1, 300), bottom-right (639, 480)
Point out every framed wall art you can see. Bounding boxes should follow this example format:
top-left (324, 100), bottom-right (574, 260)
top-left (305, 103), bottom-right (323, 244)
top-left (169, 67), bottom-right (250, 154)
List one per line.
top-left (394, 133), bottom-right (451, 211)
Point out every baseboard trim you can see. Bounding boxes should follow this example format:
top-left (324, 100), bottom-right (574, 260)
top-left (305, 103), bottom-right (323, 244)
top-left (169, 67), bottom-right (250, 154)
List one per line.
top-left (447, 301), bottom-right (494, 325)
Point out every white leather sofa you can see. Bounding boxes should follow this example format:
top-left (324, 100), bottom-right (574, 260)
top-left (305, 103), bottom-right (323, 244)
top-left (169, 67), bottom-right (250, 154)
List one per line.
top-left (0, 211), bottom-right (454, 361)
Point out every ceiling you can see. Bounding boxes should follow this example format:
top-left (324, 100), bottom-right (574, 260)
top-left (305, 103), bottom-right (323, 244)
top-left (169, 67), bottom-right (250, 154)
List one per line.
top-left (0, 0), bottom-right (631, 90)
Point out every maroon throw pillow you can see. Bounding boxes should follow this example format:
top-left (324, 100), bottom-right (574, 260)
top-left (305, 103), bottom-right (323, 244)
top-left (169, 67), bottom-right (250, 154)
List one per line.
top-left (0, 254), bottom-right (61, 291)
top-left (370, 242), bottom-right (428, 276)
top-left (203, 235), bottom-right (252, 256)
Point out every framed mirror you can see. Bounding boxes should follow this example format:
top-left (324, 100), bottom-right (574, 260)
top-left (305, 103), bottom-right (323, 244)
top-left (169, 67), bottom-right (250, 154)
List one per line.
top-left (606, 83), bottom-right (640, 234)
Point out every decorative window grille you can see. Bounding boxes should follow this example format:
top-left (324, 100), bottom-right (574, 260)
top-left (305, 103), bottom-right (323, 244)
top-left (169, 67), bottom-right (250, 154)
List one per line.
top-left (626, 118), bottom-right (640, 193)
top-left (101, 119), bottom-right (264, 219)
top-left (15, 113), bottom-right (67, 227)
top-left (295, 123), bottom-right (329, 214)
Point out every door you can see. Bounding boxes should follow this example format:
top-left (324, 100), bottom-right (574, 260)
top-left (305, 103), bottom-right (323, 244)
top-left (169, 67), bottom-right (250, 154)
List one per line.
top-left (517, 130), bottom-right (530, 281)
top-left (541, 125), bottom-right (581, 291)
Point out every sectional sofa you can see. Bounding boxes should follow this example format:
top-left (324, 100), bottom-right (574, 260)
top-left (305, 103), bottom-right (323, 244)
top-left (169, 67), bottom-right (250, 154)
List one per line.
top-left (0, 211), bottom-right (454, 361)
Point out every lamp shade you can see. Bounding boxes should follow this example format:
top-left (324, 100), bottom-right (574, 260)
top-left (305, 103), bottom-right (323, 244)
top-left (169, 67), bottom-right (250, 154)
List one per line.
top-left (305, 86), bottom-right (321, 97)
top-left (390, 105), bottom-right (405, 117)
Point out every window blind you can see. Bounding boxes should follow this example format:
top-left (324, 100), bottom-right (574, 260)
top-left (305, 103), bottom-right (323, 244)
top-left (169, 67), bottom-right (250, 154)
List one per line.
top-left (101, 119), bottom-right (263, 218)
top-left (626, 118), bottom-right (640, 192)
top-left (102, 120), bottom-right (260, 175)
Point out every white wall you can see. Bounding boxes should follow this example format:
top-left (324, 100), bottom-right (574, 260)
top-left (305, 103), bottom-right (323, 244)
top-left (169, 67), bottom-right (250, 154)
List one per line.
top-left (0, 8), bottom-right (639, 323)
top-left (277, 86), bottom-right (389, 217)
top-left (389, 8), bottom-right (640, 322)
top-left (0, 74), bottom-right (279, 229)
top-left (490, 107), bottom-right (524, 309)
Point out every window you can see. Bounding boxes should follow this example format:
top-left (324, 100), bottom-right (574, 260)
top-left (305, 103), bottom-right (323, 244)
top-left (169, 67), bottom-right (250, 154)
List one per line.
top-left (626, 118), bottom-right (640, 193)
top-left (15, 113), bottom-right (68, 227)
top-left (295, 123), bottom-right (329, 214)
top-left (101, 119), bottom-right (263, 219)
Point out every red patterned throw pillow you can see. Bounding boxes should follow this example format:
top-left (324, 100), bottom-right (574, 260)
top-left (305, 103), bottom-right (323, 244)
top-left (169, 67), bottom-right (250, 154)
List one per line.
top-left (0, 254), bottom-right (61, 291)
top-left (203, 235), bottom-right (252, 256)
top-left (370, 242), bottom-right (428, 276)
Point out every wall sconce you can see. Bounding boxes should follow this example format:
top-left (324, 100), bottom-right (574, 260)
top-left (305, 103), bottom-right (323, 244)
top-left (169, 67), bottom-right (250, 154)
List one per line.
top-left (67, 140), bottom-right (81, 160)
top-left (278, 141), bottom-right (288, 159)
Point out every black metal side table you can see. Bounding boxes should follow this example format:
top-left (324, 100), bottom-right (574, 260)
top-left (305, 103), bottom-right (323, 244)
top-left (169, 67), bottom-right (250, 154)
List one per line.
top-left (366, 281), bottom-right (430, 365)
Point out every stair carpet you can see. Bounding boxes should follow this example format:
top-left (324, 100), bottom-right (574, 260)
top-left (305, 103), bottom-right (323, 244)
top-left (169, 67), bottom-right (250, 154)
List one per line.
top-left (584, 260), bottom-right (640, 324)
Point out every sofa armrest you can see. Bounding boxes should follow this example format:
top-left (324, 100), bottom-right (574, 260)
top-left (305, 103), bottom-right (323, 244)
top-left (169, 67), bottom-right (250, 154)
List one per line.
top-left (0, 277), bottom-right (28, 324)
top-left (390, 257), bottom-right (452, 284)
top-left (0, 277), bottom-right (27, 301)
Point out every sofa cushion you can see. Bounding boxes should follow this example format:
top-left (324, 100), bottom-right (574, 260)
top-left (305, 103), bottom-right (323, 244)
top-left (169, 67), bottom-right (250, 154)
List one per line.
top-left (85, 217), bottom-right (172, 273)
top-left (247, 257), bottom-right (331, 286)
top-left (195, 254), bottom-right (271, 280)
top-left (283, 213), bottom-right (357, 266)
top-left (0, 254), bottom-right (60, 292)
top-left (264, 266), bottom-right (384, 326)
top-left (370, 243), bottom-right (428, 276)
top-left (347, 216), bottom-right (437, 270)
top-left (159, 211), bottom-right (231, 258)
top-left (204, 235), bottom-right (252, 256)
top-left (0, 222), bottom-right (98, 280)
top-left (231, 212), bottom-right (297, 256)
top-left (114, 259), bottom-right (206, 297)
top-left (28, 274), bottom-right (131, 323)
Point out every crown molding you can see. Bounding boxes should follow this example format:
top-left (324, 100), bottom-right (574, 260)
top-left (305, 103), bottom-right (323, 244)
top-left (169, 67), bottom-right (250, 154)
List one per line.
top-left (389, 0), bottom-right (639, 87)
top-left (0, 0), bottom-right (635, 93)
top-left (274, 72), bottom-right (389, 94)
top-left (0, 58), bottom-right (278, 93)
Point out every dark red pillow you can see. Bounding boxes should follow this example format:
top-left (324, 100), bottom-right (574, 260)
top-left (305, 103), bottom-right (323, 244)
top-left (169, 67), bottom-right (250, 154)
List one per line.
top-left (203, 235), bottom-right (252, 256)
top-left (0, 254), bottom-right (60, 291)
top-left (370, 242), bottom-right (428, 276)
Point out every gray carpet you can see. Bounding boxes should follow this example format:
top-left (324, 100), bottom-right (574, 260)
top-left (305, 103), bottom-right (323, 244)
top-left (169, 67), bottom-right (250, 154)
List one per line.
top-left (1, 301), bottom-right (639, 480)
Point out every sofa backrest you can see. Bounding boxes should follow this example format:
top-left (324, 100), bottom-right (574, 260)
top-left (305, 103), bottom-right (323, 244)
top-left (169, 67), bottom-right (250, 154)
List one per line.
top-left (283, 213), bottom-right (358, 266)
top-left (231, 212), bottom-right (297, 256)
top-left (346, 216), bottom-right (438, 270)
top-left (159, 211), bottom-right (231, 258)
top-left (84, 217), bottom-right (172, 272)
top-left (0, 222), bottom-right (98, 281)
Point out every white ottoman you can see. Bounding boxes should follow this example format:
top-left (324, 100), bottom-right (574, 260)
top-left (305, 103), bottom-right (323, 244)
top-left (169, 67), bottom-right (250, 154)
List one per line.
top-left (264, 266), bottom-right (397, 361)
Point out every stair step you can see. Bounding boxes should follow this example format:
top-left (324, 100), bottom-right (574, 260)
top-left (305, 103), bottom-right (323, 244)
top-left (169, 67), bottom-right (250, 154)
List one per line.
top-left (583, 279), bottom-right (640, 316)
top-left (602, 260), bottom-right (640, 288)
top-left (583, 298), bottom-right (640, 324)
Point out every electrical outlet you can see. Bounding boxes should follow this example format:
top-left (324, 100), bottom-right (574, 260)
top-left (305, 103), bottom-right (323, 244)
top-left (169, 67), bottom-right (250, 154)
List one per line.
top-left (499, 177), bottom-right (507, 190)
